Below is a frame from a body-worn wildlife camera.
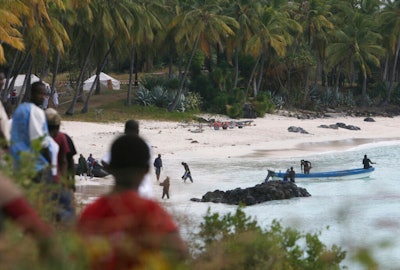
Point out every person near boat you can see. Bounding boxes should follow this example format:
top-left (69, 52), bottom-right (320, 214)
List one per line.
top-left (301, 160), bottom-right (312, 174)
top-left (362, 155), bottom-right (375, 169)
top-left (288, 167), bottom-right (296, 182)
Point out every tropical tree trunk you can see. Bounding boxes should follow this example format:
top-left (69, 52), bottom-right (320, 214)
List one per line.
top-left (245, 54), bottom-right (261, 102)
top-left (255, 55), bottom-right (265, 97)
top-left (126, 46), bottom-right (136, 106)
top-left (385, 32), bottom-right (400, 104)
top-left (233, 49), bottom-right (239, 89)
top-left (168, 34), bottom-right (200, 112)
top-left (19, 56), bottom-right (33, 105)
top-left (361, 74), bottom-right (367, 107)
top-left (81, 42), bottom-right (114, 114)
top-left (382, 54), bottom-right (389, 81)
top-left (303, 66), bottom-right (311, 104)
top-left (50, 51), bottom-right (60, 105)
top-left (65, 35), bottom-right (96, 115)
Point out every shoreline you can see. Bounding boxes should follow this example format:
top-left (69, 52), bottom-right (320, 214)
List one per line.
top-left (61, 114), bottom-right (400, 162)
top-left (64, 114), bottom-right (400, 205)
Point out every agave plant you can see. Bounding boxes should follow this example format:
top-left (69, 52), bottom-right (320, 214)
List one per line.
top-left (134, 86), bottom-right (153, 106)
top-left (151, 85), bottom-right (169, 107)
top-left (166, 90), bottom-right (186, 112)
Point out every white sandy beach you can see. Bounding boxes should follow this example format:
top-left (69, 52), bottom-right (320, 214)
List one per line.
top-left (61, 113), bottom-right (400, 163)
top-left (60, 113), bottom-right (400, 203)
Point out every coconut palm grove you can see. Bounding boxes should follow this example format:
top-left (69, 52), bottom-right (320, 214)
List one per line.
top-left (0, 0), bottom-right (399, 269)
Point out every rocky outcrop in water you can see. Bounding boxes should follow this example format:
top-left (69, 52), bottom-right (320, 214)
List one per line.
top-left (190, 181), bottom-right (311, 206)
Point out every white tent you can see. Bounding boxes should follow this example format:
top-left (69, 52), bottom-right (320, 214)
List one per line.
top-left (83, 72), bottom-right (121, 91)
top-left (11, 74), bottom-right (49, 96)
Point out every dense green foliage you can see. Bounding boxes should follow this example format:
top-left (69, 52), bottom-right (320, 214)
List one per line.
top-left (1, 0), bottom-right (400, 117)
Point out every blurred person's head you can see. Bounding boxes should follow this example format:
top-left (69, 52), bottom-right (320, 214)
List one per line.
top-left (124, 119), bottom-right (139, 135)
top-left (109, 134), bottom-right (149, 190)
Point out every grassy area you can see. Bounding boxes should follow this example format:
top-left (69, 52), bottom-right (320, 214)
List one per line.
top-left (56, 87), bottom-right (199, 123)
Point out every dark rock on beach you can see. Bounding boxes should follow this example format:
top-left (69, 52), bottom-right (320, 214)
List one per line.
top-left (288, 126), bottom-right (309, 134)
top-left (364, 117), bottom-right (375, 122)
top-left (190, 181), bottom-right (311, 206)
top-left (318, 122), bottom-right (361, 130)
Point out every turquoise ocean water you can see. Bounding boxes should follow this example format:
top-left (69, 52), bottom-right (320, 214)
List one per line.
top-left (163, 140), bottom-right (400, 270)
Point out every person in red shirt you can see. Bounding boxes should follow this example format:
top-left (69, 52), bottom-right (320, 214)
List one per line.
top-left (45, 108), bottom-right (75, 224)
top-left (77, 135), bottom-right (188, 269)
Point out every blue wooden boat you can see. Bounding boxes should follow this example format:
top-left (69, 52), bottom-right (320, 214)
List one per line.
top-left (266, 167), bottom-right (375, 181)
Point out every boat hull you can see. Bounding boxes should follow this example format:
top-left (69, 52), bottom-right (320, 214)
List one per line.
top-left (268, 167), bottom-right (375, 181)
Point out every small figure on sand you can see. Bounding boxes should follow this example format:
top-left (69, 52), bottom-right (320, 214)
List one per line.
top-left (154, 154), bottom-right (163, 181)
top-left (78, 154), bottom-right (88, 180)
top-left (181, 162), bottom-right (193, 183)
top-left (87, 154), bottom-right (95, 178)
top-left (362, 154), bottom-right (375, 169)
top-left (160, 176), bottom-right (170, 199)
top-left (301, 160), bottom-right (312, 174)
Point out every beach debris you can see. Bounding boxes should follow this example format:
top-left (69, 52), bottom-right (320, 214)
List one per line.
top-left (190, 181), bottom-right (311, 206)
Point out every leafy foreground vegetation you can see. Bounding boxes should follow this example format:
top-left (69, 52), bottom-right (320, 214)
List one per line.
top-left (1, 205), bottom-right (383, 269)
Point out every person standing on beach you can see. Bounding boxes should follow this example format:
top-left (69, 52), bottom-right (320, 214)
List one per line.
top-left (101, 119), bottom-right (153, 198)
top-left (153, 154), bottom-right (162, 181)
top-left (78, 154), bottom-right (88, 180)
top-left (78, 135), bottom-right (188, 269)
top-left (87, 154), bottom-right (95, 178)
top-left (181, 162), bottom-right (193, 183)
top-left (160, 176), bottom-right (170, 199)
top-left (362, 154), bottom-right (375, 169)
top-left (10, 81), bottom-right (53, 184)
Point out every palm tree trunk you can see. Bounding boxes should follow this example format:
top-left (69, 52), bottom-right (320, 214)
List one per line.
top-left (50, 51), bottom-right (60, 104)
top-left (303, 66), bottom-right (311, 104)
top-left (361, 73), bottom-right (367, 107)
top-left (65, 35), bottom-right (96, 115)
top-left (168, 34), bottom-right (200, 112)
top-left (126, 46), bottom-right (136, 106)
top-left (81, 41), bottom-right (114, 114)
top-left (19, 57), bottom-right (33, 105)
top-left (233, 49), bottom-right (239, 89)
top-left (385, 32), bottom-right (400, 104)
top-left (255, 55), bottom-right (265, 97)
top-left (245, 54), bottom-right (261, 102)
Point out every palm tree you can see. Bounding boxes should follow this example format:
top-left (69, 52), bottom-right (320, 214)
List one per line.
top-left (293, 0), bottom-right (334, 101)
top-left (124, 0), bottom-right (164, 106)
top-left (167, 0), bottom-right (239, 111)
top-left (245, 2), bottom-right (302, 98)
top-left (326, 10), bottom-right (385, 106)
top-left (379, 0), bottom-right (400, 104)
top-left (0, 1), bottom-right (26, 64)
top-left (225, 0), bottom-right (265, 90)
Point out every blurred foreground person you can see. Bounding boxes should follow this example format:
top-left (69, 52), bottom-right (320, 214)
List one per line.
top-left (0, 172), bottom-right (52, 238)
top-left (78, 135), bottom-right (188, 269)
top-left (101, 119), bottom-right (153, 198)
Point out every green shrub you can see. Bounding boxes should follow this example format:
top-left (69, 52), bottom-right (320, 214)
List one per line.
top-left (226, 103), bottom-right (243, 119)
top-left (191, 207), bottom-right (346, 270)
